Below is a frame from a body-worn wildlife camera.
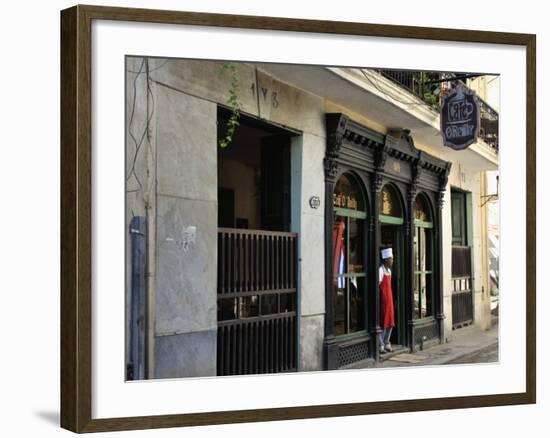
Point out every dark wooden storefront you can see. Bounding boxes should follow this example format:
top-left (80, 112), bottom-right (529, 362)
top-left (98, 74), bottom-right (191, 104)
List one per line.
top-left (324, 113), bottom-right (451, 369)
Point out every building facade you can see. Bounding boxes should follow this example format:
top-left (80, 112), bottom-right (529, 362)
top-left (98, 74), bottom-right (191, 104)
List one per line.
top-left (125, 57), bottom-right (499, 379)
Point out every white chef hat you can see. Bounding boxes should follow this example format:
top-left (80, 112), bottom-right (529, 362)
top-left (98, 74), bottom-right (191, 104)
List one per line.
top-left (381, 248), bottom-right (393, 260)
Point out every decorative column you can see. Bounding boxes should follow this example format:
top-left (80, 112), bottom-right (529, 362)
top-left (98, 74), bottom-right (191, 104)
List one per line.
top-left (406, 159), bottom-right (421, 352)
top-left (370, 144), bottom-right (387, 362)
top-left (435, 163), bottom-right (452, 342)
top-left (323, 114), bottom-right (347, 369)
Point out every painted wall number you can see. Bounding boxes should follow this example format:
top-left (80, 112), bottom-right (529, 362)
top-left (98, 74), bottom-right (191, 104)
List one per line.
top-left (251, 83), bottom-right (280, 108)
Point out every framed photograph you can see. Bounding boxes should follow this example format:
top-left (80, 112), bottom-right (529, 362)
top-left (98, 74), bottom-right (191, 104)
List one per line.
top-left (60, 4), bottom-right (536, 433)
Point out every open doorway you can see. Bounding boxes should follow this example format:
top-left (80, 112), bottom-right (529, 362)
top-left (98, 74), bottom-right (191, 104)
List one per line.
top-left (217, 108), bottom-right (292, 232)
top-left (216, 107), bottom-right (300, 376)
top-left (380, 224), bottom-right (406, 348)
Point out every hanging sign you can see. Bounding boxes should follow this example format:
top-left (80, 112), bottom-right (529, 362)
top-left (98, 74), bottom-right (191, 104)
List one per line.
top-left (440, 83), bottom-right (480, 150)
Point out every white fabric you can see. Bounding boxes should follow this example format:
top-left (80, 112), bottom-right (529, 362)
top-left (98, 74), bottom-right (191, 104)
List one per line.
top-left (381, 247), bottom-right (393, 259)
top-left (379, 265), bottom-right (392, 284)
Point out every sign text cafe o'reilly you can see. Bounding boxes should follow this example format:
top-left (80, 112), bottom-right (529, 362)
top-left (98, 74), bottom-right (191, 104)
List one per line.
top-left (441, 83), bottom-right (480, 150)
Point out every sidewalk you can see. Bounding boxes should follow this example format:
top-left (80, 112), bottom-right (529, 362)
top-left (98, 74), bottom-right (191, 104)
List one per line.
top-left (375, 321), bottom-right (499, 368)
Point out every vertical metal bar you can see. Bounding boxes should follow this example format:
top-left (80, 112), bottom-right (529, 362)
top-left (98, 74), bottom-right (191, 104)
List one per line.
top-left (262, 236), bottom-right (269, 290)
top-left (219, 327), bottom-right (223, 376)
top-left (223, 326), bottom-right (229, 375)
top-left (267, 236), bottom-right (273, 289)
top-left (217, 233), bottom-right (221, 295)
top-left (249, 321), bottom-right (253, 373)
top-left (290, 236), bottom-right (295, 289)
top-left (279, 317), bottom-right (283, 372)
top-left (259, 320), bottom-right (264, 373)
top-left (256, 234), bottom-right (259, 291)
top-left (274, 318), bottom-right (279, 373)
top-left (265, 319), bottom-right (269, 374)
top-left (281, 317), bottom-right (286, 371)
top-left (237, 234), bottom-right (244, 292)
top-left (273, 235), bottom-right (277, 291)
top-left (235, 233), bottom-right (239, 293)
top-left (285, 316), bottom-right (292, 370)
top-left (290, 316), bottom-right (295, 369)
top-left (260, 235), bottom-right (264, 291)
top-left (283, 236), bottom-right (288, 289)
top-left (244, 234), bottom-right (249, 292)
top-left (231, 325), bottom-right (237, 375)
top-left (275, 236), bottom-right (279, 291)
top-left (252, 322), bottom-right (260, 374)
top-left (251, 321), bottom-right (256, 373)
top-left (265, 319), bottom-right (270, 374)
top-left (231, 232), bottom-right (235, 294)
top-left (251, 234), bottom-right (255, 293)
top-left (242, 323), bottom-right (247, 375)
top-left (220, 232), bottom-right (225, 294)
top-left (268, 319), bottom-right (273, 373)
top-left (282, 236), bottom-right (286, 290)
top-left (288, 236), bottom-right (292, 290)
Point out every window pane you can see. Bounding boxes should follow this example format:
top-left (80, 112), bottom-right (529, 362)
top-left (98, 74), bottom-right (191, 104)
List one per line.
top-left (333, 174), bottom-right (365, 211)
top-left (333, 277), bottom-right (346, 336)
top-left (349, 276), bottom-right (366, 332)
top-left (420, 227), bottom-right (426, 272)
top-left (451, 192), bottom-right (465, 245)
top-left (413, 274), bottom-right (420, 319)
top-left (414, 195), bottom-right (432, 222)
top-left (349, 218), bottom-right (364, 273)
top-left (420, 273), bottom-right (427, 318)
top-left (380, 185), bottom-right (402, 217)
top-left (425, 274), bottom-right (433, 317)
top-left (426, 228), bottom-right (433, 271)
top-left (414, 227), bottom-right (419, 271)
top-left (333, 216), bottom-right (347, 277)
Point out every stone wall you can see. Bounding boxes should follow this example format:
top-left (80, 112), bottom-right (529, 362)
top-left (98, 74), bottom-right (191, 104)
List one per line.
top-left (129, 58), bottom-right (329, 375)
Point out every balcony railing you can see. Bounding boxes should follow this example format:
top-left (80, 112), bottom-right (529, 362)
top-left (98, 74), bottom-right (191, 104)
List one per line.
top-left (373, 69), bottom-right (499, 152)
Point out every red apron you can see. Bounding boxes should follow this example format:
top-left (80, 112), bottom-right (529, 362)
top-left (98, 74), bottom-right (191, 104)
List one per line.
top-left (380, 271), bottom-right (395, 329)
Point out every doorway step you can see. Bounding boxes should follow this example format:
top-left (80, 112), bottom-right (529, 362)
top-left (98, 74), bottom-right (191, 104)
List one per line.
top-left (378, 345), bottom-right (409, 362)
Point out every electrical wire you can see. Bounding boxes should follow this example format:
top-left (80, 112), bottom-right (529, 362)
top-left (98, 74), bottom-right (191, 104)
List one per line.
top-left (126, 58), bottom-right (155, 192)
top-left (126, 58), bottom-right (170, 74)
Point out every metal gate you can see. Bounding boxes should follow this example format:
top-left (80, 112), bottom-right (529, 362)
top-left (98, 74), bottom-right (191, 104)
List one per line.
top-left (217, 228), bottom-right (298, 375)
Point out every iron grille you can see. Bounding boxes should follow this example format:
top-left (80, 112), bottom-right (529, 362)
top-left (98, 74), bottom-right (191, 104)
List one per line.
top-left (217, 228), bottom-right (298, 375)
top-left (414, 321), bottom-right (439, 346)
top-left (338, 340), bottom-right (370, 367)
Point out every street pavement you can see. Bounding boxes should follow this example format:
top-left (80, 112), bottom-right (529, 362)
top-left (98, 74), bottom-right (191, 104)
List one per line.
top-left (375, 321), bottom-right (499, 368)
top-left (447, 342), bottom-right (498, 364)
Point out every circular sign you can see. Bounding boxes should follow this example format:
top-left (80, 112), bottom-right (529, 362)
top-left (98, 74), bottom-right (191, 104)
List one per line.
top-left (309, 196), bottom-right (321, 209)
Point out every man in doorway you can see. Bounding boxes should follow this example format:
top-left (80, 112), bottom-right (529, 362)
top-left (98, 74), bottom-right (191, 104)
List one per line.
top-left (379, 248), bottom-right (396, 353)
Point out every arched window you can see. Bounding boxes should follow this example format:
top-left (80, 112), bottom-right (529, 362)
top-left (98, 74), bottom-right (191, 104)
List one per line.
top-left (413, 194), bottom-right (434, 319)
top-left (380, 184), bottom-right (403, 223)
top-left (332, 173), bottom-right (367, 336)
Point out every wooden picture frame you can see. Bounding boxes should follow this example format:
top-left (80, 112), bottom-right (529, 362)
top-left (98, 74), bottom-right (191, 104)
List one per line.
top-left (60, 4), bottom-right (536, 433)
